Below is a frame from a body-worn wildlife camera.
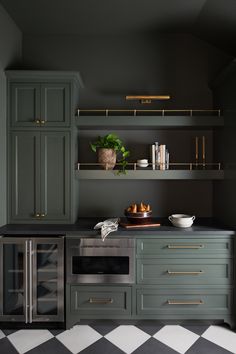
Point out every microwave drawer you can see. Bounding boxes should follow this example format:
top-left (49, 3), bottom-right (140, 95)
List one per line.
top-left (70, 286), bottom-right (131, 316)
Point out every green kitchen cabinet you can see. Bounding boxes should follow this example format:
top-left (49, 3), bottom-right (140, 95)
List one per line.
top-left (6, 70), bottom-right (83, 128)
top-left (10, 131), bottom-right (70, 223)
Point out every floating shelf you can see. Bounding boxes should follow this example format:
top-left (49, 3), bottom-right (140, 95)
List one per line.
top-left (76, 170), bottom-right (224, 180)
top-left (76, 115), bottom-right (224, 129)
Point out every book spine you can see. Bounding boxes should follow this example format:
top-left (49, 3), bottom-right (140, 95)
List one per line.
top-left (160, 145), bottom-right (166, 170)
top-left (166, 149), bottom-right (169, 170)
top-left (155, 142), bottom-right (159, 170)
top-left (151, 144), bottom-right (156, 170)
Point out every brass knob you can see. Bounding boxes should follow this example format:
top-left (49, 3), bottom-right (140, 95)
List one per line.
top-left (41, 213), bottom-right (45, 218)
top-left (41, 120), bottom-right (45, 124)
top-left (35, 213), bottom-right (40, 218)
top-left (35, 119), bottom-right (40, 124)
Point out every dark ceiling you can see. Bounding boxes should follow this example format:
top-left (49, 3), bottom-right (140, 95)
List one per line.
top-left (1, 0), bottom-right (236, 55)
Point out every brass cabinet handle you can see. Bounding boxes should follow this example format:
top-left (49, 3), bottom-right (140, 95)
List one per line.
top-left (41, 120), bottom-right (45, 124)
top-left (167, 245), bottom-right (204, 249)
top-left (167, 270), bottom-right (204, 275)
top-left (35, 213), bottom-right (40, 218)
top-left (167, 300), bottom-right (204, 305)
top-left (89, 298), bottom-right (113, 304)
top-left (41, 213), bottom-right (46, 218)
top-left (35, 119), bottom-right (40, 124)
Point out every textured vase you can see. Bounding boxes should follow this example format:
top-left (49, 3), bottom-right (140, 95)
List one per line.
top-left (98, 148), bottom-right (116, 170)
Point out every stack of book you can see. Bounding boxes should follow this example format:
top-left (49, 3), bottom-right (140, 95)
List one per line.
top-left (151, 142), bottom-right (169, 170)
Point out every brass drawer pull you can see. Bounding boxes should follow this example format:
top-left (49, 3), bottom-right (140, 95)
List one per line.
top-left (35, 119), bottom-right (40, 124)
top-left (41, 120), bottom-right (45, 124)
top-left (167, 300), bottom-right (204, 305)
top-left (167, 270), bottom-right (204, 275)
top-left (89, 298), bottom-right (114, 304)
top-left (167, 245), bottom-right (204, 249)
top-left (41, 213), bottom-right (46, 218)
top-left (34, 213), bottom-right (40, 218)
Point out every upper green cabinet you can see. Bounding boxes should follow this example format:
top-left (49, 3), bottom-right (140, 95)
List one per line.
top-left (10, 83), bottom-right (70, 127)
top-left (6, 70), bottom-right (83, 128)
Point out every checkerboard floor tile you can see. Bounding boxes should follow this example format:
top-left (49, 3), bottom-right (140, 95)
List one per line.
top-left (0, 323), bottom-right (235, 354)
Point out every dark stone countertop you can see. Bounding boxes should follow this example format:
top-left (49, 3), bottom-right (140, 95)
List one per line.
top-left (0, 218), bottom-right (235, 237)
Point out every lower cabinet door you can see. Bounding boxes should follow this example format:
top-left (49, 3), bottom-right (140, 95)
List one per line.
top-left (137, 288), bottom-right (232, 316)
top-left (70, 286), bottom-right (131, 317)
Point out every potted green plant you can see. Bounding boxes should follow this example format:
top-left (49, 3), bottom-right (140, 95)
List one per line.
top-left (90, 133), bottom-right (130, 174)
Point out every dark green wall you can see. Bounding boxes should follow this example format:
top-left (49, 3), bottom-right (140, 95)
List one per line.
top-left (22, 33), bottom-right (231, 109)
top-left (0, 4), bottom-right (22, 226)
top-left (213, 61), bottom-right (236, 227)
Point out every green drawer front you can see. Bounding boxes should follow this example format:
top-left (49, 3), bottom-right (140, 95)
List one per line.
top-left (137, 259), bottom-right (233, 285)
top-left (137, 238), bottom-right (233, 257)
top-left (137, 288), bottom-right (232, 316)
top-left (70, 286), bottom-right (131, 316)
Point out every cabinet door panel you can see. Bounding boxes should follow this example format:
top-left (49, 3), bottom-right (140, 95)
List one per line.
top-left (10, 132), bottom-right (41, 221)
top-left (10, 83), bottom-right (41, 127)
top-left (40, 132), bottom-right (70, 221)
top-left (41, 84), bottom-right (70, 127)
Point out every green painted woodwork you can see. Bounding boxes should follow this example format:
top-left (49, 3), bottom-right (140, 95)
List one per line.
top-left (10, 82), bottom-right (70, 127)
top-left (40, 132), bottom-right (70, 221)
top-left (10, 131), bottom-right (71, 223)
top-left (10, 131), bottom-right (40, 221)
top-left (76, 115), bottom-right (224, 129)
top-left (70, 285), bottom-right (132, 317)
top-left (136, 287), bottom-right (232, 316)
top-left (76, 170), bottom-right (224, 180)
top-left (137, 238), bottom-right (233, 257)
top-left (137, 258), bottom-right (232, 285)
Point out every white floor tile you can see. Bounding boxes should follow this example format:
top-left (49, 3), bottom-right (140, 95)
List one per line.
top-left (153, 325), bottom-right (199, 354)
top-left (56, 325), bottom-right (102, 354)
top-left (0, 330), bottom-right (5, 340)
top-left (7, 330), bottom-right (53, 354)
top-left (202, 325), bottom-right (236, 353)
top-left (105, 325), bottom-right (150, 354)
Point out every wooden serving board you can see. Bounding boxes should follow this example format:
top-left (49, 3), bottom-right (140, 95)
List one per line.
top-left (119, 222), bottom-right (161, 229)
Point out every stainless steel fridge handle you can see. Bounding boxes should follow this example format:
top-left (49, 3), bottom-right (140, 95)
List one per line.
top-left (29, 240), bottom-right (33, 323)
top-left (25, 240), bottom-right (28, 324)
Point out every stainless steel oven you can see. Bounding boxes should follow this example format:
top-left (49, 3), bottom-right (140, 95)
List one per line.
top-left (66, 238), bottom-right (135, 284)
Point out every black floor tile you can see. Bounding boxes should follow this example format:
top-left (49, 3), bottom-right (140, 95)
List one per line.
top-left (2, 330), bottom-right (18, 336)
top-left (26, 338), bottom-right (72, 354)
top-left (185, 337), bottom-right (234, 354)
top-left (79, 338), bottom-right (124, 354)
top-left (89, 320), bottom-right (118, 336)
top-left (0, 338), bottom-right (19, 354)
top-left (49, 329), bottom-right (65, 336)
top-left (132, 338), bottom-right (179, 354)
top-left (180, 325), bottom-right (209, 336)
top-left (135, 320), bottom-right (164, 336)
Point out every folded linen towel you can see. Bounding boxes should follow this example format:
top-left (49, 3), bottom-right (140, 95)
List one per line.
top-left (94, 218), bottom-right (119, 241)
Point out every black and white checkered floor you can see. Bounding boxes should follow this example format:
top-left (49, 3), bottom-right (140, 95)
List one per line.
top-left (0, 322), bottom-right (236, 354)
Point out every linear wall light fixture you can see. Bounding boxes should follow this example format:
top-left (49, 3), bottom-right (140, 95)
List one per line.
top-left (125, 95), bottom-right (171, 104)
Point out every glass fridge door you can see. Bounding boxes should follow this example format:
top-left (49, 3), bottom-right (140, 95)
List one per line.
top-left (1, 238), bottom-right (27, 322)
top-left (32, 238), bottom-right (64, 322)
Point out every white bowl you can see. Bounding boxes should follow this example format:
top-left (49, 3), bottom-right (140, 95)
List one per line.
top-left (137, 159), bottom-right (149, 168)
top-left (169, 214), bottom-right (195, 228)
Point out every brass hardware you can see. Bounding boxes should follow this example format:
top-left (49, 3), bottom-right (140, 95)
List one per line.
top-left (41, 120), bottom-right (45, 124)
top-left (35, 213), bottom-right (40, 218)
top-left (77, 109), bottom-right (221, 116)
top-left (167, 245), bottom-right (204, 249)
top-left (167, 300), bottom-right (204, 305)
top-left (89, 298), bottom-right (113, 304)
top-left (125, 95), bottom-right (171, 104)
top-left (35, 119), bottom-right (40, 124)
top-left (167, 270), bottom-right (204, 275)
top-left (41, 213), bottom-right (45, 218)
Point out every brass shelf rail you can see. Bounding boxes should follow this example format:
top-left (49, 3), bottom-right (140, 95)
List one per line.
top-left (77, 109), bottom-right (221, 117)
top-left (77, 162), bottom-right (222, 171)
